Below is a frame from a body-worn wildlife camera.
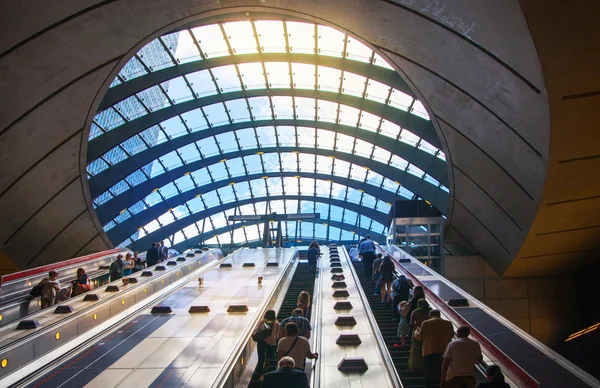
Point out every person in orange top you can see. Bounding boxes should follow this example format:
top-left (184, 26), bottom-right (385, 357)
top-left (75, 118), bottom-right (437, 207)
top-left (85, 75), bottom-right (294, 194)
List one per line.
top-left (417, 310), bottom-right (455, 388)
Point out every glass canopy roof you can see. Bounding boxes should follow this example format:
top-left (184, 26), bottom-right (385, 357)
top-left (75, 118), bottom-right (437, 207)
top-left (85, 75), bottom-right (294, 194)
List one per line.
top-left (87, 18), bottom-right (448, 251)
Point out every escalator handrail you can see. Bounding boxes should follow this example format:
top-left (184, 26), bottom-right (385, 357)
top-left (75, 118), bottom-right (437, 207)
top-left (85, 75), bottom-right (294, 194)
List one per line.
top-left (0, 248), bottom-right (121, 286)
top-left (376, 245), bottom-right (541, 388)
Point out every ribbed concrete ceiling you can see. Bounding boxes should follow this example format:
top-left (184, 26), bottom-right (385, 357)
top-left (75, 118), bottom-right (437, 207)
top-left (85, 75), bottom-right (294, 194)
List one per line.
top-left (0, 1), bottom-right (562, 278)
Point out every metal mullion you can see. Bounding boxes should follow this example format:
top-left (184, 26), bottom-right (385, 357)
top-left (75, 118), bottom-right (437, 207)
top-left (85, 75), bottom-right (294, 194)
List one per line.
top-left (189, 28), bottom-right (207, 60)
top-left (157, 37), bottom-right (178, 66)
top-left (267, 95), bottom-right (276, 121)
top-left (342, 33), bottom-right (349, 59)
top-left (205, 166), bottom-right (216, 184)
top-left (192, 141), bottom-right (205, 162)
top-left (154, 158), bottom-right (169, 176)
top-left (222, 101), bottom-right (235, 124)
top-left (291, 96), bottom-right (298, 120)
top-left (111, 107), bottom-right (129, 123)
top-left (231, 183), bottom-right (240, 201)
top-left (155, 83), bottom-right (174, 107)
top-left (258, 153), bottom-right (266, 174)
top-left (250, 20), bottom-right (269, 90)
top-left (132, 94), bottom-right (152, 114)
top-left (223, 160), bottom-right (232, 180)
top-left (135, 54), bottom-right (152, 73)
top-left (241, 225), bottom-right (249, 244)
top-left (178, 114), bottom-right (193, 134)
top-left (278, 152), bottom-right (283, 174)
top-left (213, 135), bottom-right (224, 155)
top-left (295, 152), bottom-right (300, 174)
top-left (264, 176), bottom-right (270, 197)
top-left (244, 98), bottom-right (254, 121)
top-left (295, 126), bottom-right (299, 147)
top-left (384, 86), bottom-right (394, 105)
top-left (197, 106), bottom-right (212, 129)
top-left (252, 127), bottom-right (261, 150)
top-left (194, 220), bottom-right (202, 236)
top-left (180, 74), bottom-right (197, 103)
top-left (338, 70), bottom-right (345, 95)
top-left (219, 24), bottom-right (235, 56)
top-left (174, 148), bottom-right (187, 167)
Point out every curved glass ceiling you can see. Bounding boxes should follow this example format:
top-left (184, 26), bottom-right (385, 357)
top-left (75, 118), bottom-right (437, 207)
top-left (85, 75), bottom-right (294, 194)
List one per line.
top-left (89, 18), bottom-right (448, 250)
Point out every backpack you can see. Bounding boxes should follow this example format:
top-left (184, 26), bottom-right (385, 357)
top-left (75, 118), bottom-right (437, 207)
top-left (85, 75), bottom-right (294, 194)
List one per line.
top-left (29, 279), bottom-right (46, 298)
top-left (251, 322), bottom-right (273, 343)
top-left (393, 276), bottom-right (410, 296)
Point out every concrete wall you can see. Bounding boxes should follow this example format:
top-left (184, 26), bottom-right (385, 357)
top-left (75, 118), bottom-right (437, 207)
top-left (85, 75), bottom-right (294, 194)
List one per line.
top-left (445, 255), bottom-right (578, 347)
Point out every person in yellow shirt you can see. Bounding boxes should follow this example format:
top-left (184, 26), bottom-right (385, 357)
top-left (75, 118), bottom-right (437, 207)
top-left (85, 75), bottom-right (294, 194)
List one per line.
top-left (418, 310), bottom-right (454, 388)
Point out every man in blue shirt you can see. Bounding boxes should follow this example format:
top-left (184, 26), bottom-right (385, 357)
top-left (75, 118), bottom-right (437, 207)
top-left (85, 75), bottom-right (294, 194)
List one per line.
top-left (278, 308), bottom-right (312, 339)
top-left (306, 241), bottom-right (320, 274)
top-left (359, 235), bottom-right (376, 278)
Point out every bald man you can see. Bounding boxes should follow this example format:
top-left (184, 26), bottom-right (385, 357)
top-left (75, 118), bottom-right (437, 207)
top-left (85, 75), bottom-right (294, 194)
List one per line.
top-left (262, 356), bottom-right (309, 388)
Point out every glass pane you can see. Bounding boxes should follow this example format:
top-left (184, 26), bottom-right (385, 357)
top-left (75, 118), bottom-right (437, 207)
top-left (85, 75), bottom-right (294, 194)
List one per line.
top-left (286, 22), bottom-right (315, 54)
top-left (256, 126), bottom-right (277, 147)
top-left (215, 131), bottom-right (238, 154)
top-left (203, 102), bottom-right (230, 126)
top-left (315, 178), bottom-right (331, 197)
top-left (248, 96), bottom-right (272, 120)
top-left (226, 158), bottom-right (246, 178)
top-left (121, 135), bottom-right (148, 156)
top-left (372, 146), bottom-right (391, 164)
top-left (389, 89), bottom-right (413, 111)
top-left (407, 164), bottom-right (425, 178)
top-left (418, 139), bottom-right (438, 155)
top-left (317, 66), bottom-right (341, 92)
top-left (277, 126), bottom-right (296, 146)
top-left (296, 126), bottom-right (315, 147)
top-left (316, 128), bottom-right (335, 149)
top-left (244, 154), bottom-right (262, 174)
top-left (365, 79), bottom-right (391, 104)
top-left (118, 56), bottom-right (148, 82)
top-left (181, 108), bottom-right (209, 132)
top-left (225, 99), bottom-right (251, 123)
top-left (161, 76), bottom-right (194, 104)
top-left (298, 153), bottom-right (315, 173)
top-left (411, 100), bottom-right (430, 120)
top-left (399, 129), bottom-right (420, 147)
top-left (114, 96), bottom-right (146, 121)
top-left (191, 24), bottom-right (229, 58)
top-left (316, 100), bottom-right (338, 123)
top-left (162, 30), bottom-right (201, 65)
top-left (264, 62), bottom-right (290, 88)
top-left (187, 70), bottom-right (217, 97)
top-left (191, 167), bottom-right (210, 186)
top-left (223, 21), bottom-right (257, 55)
top-left (359, 111), bottom-right (381, 132)
top-left (272, 96), bottom-right (294, 119)
top-left (390, 154), bottom-right (409, 170)
top-left (295, 97), bottom-right (315, 120)
top-left (159, 182), bottom-right (179, 199)
top-left (354, 139), bottom-right (373, 158)
top-left (255, 21), bottom-right (287, 53)
top-left (161, 116), bottom-right (188, 139)
top-left (218, 185), bottom-right (236, 204)
top-left (212, 65), bottom-right (242, 93)
top-left (373, 52), bottom-right (394, 70)
top-left (209, 162), bottom-right (229, 181)
top-left (345, 37), bottom-right (372, 63)
top-left (342, 72), bottom-right (366, 98)
top-left (197, 137), bottom-right (219, 158)
top-left (291, 63), bottom-right (315, 90)
top-left (338, 105), bottom-right (360, 126)
top-left (262, 152), bottom-right (280, 172)
top-left (280, 153), bottom-right (296, 171)
top-left (266, 177), bottom-right (283, 196)
top-left (318, 25), bottom-right (345, 57)
top-left (137, 85), bottom-right (170, 111)
top-left (177, 143), bottom-right (201, 163)
top-left (236, 128), bottom-right (258, 149)
top-left (159, 151), bottom-right (182, 170)
top-left (238, 62), bottom-right (265, 90)
top-left (137, 39), bottom-right (174, 72)
top-left (335, 133), bottom-right (354, 154)
top-left (333, 159), bottom-right (350, 178)
top-left (366, 170), bottom-right (384, 187)
top-left (350, 164), bottom-right (368, 181)
top-left (174, 174), bottom-right (195, 192)
top-left (380, 120), bottom-right (401, 139)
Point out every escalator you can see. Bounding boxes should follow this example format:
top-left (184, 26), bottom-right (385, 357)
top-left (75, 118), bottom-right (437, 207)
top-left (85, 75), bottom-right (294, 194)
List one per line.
top-left (248, 262), bottom-right (316, 387)
top-left (0, 270), bottom-right (112, 326)
top-left (352, 261), bottom-right (426, 388)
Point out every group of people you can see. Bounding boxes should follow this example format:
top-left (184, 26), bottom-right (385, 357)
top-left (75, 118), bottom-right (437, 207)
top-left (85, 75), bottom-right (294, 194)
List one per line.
top-left (109, 252), bottom-right (144, 282)
top-left (145, 241), bottom-right (169, 267)
top-left (383, 268), bottom-right (508, 388)
top-left (252, 290), bottom-right (316, 387)
top-left (31, 267), bottom-right (92, 309)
